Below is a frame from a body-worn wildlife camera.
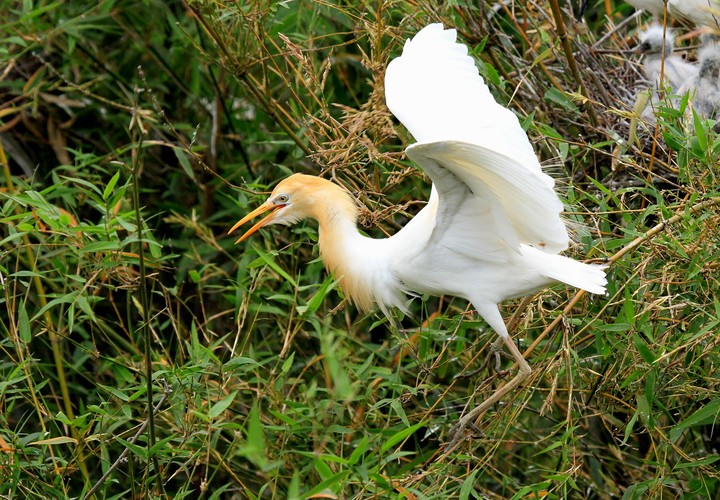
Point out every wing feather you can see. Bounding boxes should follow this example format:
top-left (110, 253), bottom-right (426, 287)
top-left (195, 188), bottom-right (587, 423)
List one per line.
top-left (385, 24), bottom-right (549, 185)
top-left (408, 141), bottom-right (568, 253)
top-left (386, 24), bottom-right (569, 253)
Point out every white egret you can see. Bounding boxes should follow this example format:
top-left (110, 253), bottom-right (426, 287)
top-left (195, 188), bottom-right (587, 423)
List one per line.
top-left (694, 39), bottom-right (720, 120)
top-left (638, 25), bottom-right (699, 93)
top-left (230, 24), bottom-right (607, 444)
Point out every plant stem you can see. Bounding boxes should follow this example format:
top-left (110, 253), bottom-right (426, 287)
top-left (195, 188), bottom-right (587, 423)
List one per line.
top-left (525, 196), bottom-right (720, 358)
top-left (129, 104), bottom-right (163, 496)
top-left (548, 0), bottom-right (600, 127)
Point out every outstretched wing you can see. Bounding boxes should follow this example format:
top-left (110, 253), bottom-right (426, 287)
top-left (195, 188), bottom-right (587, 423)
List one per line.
top-left (385, 24), bottom-right (569, 255)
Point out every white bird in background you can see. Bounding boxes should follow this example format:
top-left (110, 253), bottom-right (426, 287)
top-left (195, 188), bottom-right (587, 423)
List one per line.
top-left (694, 38), bottom-right (720, 120)
top-left (230, 24), bottom-right (607, 444)
top-left (638, 25), bottom-right (699, 93)
top-left (669, 0), bottom-right (720, 29)
top-left (626, 0), bottom-right (667, 17)
top-left (624, 0), bottom-right (720, 27)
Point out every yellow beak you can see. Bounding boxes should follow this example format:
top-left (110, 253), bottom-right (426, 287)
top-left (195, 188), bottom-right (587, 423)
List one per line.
top-left (228, 202), bottom-right (284, 244)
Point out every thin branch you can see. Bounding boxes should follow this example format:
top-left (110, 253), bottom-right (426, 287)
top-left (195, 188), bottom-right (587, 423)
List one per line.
top-left (547, 0), bottom-right (600, 127)
top-left (524, 196), bottom-right (720, 359)
top-left (83, 381), bottom-right (172, 500)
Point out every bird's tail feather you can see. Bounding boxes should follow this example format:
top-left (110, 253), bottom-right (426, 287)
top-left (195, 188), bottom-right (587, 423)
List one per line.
top-left (521, 245), bottom-right (607, 295)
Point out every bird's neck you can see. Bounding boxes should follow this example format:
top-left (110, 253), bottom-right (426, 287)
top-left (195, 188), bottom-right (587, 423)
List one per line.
top-left (311, 182), bottom-right (396, 313)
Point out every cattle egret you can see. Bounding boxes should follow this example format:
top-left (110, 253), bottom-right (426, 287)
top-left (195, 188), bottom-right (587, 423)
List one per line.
top-left (230, 24), bottom-right (607, 444)
top-left (638, 25), bottom-right (699, 93)
top-left (669, 0), bottom-right (720, 29)
top-left (694, 38), bottom-right (720, 120)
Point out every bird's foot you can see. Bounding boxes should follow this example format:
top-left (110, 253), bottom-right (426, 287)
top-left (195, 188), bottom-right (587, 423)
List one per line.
top-left (486, 335), bottom-right (512, 376)
top-left (440, 419), bottom-right (481, 457)
top-left (454, 336), bottom-right (512, 381)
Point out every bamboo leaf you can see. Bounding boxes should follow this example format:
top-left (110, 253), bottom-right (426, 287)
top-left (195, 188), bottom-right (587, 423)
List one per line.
top-left (208, 391), bottom-right (237, 418)
top-left (380, 422), bottom-right (425, 453)
top-left (669, 399), bottom-right (720, 443)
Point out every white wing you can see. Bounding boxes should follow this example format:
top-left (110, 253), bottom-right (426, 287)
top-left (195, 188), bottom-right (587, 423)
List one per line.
top-left (385, 24), bottom-right (569, 255)
top-left (626, 0), bottom-right (666, 16)
top-left (669, 0), bottom-right (720, 28)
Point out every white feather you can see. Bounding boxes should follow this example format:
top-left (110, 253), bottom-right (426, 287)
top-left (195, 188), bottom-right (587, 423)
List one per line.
top-left (669, 0), bottom-right (720, 28)
top-left (626, 0), bottom-right (667, 16)
top-left (406, 141), bottom-right (568, 253)
top-left (381, 24), bottom-right (606, 323)
top-left (638, 25), bottom-right (699, 94)
top-left (520, 246), bottom-right (608, 296)
top-left (385, 24), bottom-right (549, 187)
top-left (694, 41), bottom-right (720, 119)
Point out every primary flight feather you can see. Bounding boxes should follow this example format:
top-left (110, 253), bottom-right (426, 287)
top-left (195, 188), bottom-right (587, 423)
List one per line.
top-left (230, 24), bottom-right (607, 440)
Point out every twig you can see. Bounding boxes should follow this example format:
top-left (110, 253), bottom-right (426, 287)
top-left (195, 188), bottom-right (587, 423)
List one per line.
top-left (547, 0), bottom-right (600, 127)
top-left (83, 380), bottom-right (172, 500)
top-left (591, 11), bottom-right (645, 51)
top-left (524, 196), bottom-right (720, 359)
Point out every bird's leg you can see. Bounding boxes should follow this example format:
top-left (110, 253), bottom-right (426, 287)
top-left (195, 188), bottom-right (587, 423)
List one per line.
top-left (489, 334), bottom-right (512, 374)
top-left (442, 304), bottom-right (532, 455)
top-left (455, 335), bottom-right (510, 380)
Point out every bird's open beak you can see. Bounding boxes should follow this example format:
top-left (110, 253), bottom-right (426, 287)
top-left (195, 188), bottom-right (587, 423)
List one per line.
top-left (228, 202), bottom-right (284, 244)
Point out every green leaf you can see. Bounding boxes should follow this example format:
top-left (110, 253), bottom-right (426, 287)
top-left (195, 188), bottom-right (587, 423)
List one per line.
top-left (208, 391), bottom-right (237, 418)
top-left (98, 384), bottom-right (131, 402)
top-left (622, 289), bottom-right (636, 326)
top-left (314, 458), bottom-right (333, 481)
top-left (250, 246), bottom-right (297, 287)
top-left (30, 291), bottom-right (79, 322)
top-left (300, 470), bottom-right (351, 499)
top-left (18, 304), bottom-right (31, 343)
top-left (693, 109), bottom-right (707, 152)
top-left (460, 469), bottom-right (479, 500)
top-left (621, 411), bottom-right (638, 446)
top-left (76, 295), bottom-right (97, 321)
top-left (224, 357), bottom-right (261, 371)
top-left (103, 170), bottom-right (121, 201)
top-left (347, 435), bottom-right (369, 465)
top-left (535, 425), bottom-right (579, 455)
top-left (637, 394), bottom-right (653, 429)
top-left (301, 275), bottom-right (338, 315)
top-left (380, 422), bottom-right (425, 453)
top-left (281, 352), bottom-right (295, 374)
top-left (669, 399), bottom-right (720, 443)
top-left (544, 88), bottom-right (579, 112)
top-left (174, 147), bottom-right (196, 180)
top-left (674, 455), bottom-right (720, 469)
top-left (239, 403), bottom-right (267, 468)
top-left (30, 436), bottom-right (78, 446)
top-left (644, 369), bottom-right (656, 410)
top-left (287, 473), bottom-right (301, 500)
top-left (116, 437), bottom-right (147, 459)
top-left (633, 334), bottom-right (655, 364)
top-left (390, 399), bottom-right (410, 427)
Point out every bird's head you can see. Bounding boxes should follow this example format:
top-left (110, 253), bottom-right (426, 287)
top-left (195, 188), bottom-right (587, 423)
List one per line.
top-left (698, 41), bottom-right (720, 78)
top-left (637, 25), bottom-right (674, 56)
top-left (229, 173), bottom-right (345, 243)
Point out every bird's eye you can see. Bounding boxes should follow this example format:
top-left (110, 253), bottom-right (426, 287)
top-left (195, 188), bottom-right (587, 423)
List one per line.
top-left (275, 194), bottom-right (289, 204)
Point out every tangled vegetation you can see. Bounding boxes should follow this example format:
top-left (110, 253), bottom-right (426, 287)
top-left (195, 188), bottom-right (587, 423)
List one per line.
top-left (1, 0), bottom-right (719, 498)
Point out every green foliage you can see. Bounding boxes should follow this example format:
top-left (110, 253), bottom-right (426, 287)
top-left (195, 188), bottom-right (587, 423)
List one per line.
top-left (1, 0), bottom-right (719, 498)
